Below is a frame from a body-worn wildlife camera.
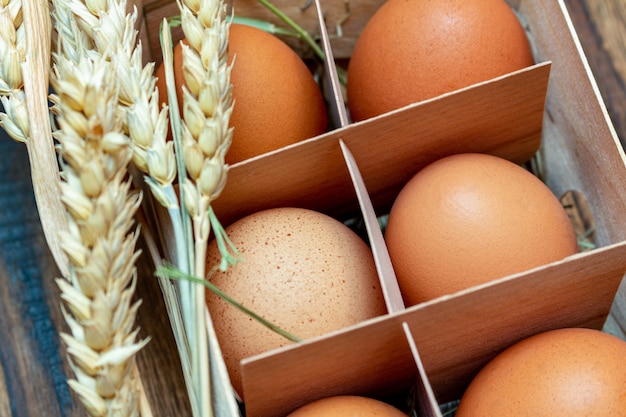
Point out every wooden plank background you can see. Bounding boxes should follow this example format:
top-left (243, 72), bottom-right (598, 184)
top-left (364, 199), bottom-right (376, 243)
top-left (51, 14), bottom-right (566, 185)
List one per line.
top-left (1, 0), bottom-right (625, 415)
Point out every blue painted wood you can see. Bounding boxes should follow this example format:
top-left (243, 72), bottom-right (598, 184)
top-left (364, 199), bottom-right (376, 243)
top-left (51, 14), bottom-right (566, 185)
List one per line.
top-left (0, 133), bottom-right (72, 416)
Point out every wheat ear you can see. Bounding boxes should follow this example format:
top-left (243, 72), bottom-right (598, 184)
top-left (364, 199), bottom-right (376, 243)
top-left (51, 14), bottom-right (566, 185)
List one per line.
top-left (57, 0), bottom-right (176, 189)
top-left (50, 1), bottom-right (150, 415)
top-left (166, 0), bottom-right (236, 414)
top-left (50, 48), bottom-right (149, 416)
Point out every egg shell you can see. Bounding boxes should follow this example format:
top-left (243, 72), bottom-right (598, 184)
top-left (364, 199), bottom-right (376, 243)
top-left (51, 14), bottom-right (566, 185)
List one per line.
top-left (225, 23), bottom-right (328, 164)
top-left (205, 207), bottom-right (387, 397)
top-left (155, 23), bottom-right (328, 164)
top-left (346, 0), bottom-right (535, 121)
top-left (455, 328), bottom-right (626, 416)
top-left (384, 153), bottom-right (579, 306)
top-left (286, 395), bottom-right (409, 416)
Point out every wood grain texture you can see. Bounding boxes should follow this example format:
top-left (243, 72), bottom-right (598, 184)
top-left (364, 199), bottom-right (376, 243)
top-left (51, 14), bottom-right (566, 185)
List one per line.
top-left (564, 0), bottom-right (626, 147)
top-left (0, 138), bottom-right (73, 416)
top-left (563, 0), bottom-right (626, 342)
top-left (1, 0), bottom-right (626, 416)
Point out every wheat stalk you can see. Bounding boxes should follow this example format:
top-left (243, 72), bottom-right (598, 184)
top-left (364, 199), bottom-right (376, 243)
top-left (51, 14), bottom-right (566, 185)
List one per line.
top-left (50, 45), bottom-right (149, 415)
top-left (55, 0), bottom-right (239, 415)
top-left (61, 0), bottom-right (176, 187)
top-left (150, 0), bottom-right (239, 415)
top-left (48, 0), bottom-right (154, 415)
top-left (55, 0), bottom-right (240, 415)
top-left (175, 0), bottom-right (234, 212)
top-left (52, 0), bottom-right (239, 414)
top-left (49, 0), bottom-right (174, 194)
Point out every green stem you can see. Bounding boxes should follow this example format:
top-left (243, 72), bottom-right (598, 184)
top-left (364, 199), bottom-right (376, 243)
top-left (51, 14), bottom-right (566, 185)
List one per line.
top-left (192, 199), bottom-right (211, 417)
top-left (230, 16), bottom-right (300, 38)
top-left (162, 186), bottom-right (195, 336)
top-left (160, 19), bottom-right (205, 417)
top-left (442, 406), bottom-right (458, 417)
top-left (257, 0), bottom-right (325, 60)
top-left (208, 206), bottom-right (241, 271)
top-left (159, 20), bottom-right (194, 273)
top-left (157, 265), bottom-right (303, 343)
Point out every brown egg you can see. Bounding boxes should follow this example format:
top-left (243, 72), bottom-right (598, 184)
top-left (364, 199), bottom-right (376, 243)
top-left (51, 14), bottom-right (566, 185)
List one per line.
top-left (225, 23), bottom-right (328, 163)
top-left (455, 328), bottom-right (626, 416)
top-left (346, 0), bottom-right (534, 121)
top-left (384, 153), bottom-right (578, 306)
top-left (155, 23), bottom-right (328, 164)
top-left (205, 207), bottom-right (387, 397)
top-left (287, 395), bottom-right (409, 416)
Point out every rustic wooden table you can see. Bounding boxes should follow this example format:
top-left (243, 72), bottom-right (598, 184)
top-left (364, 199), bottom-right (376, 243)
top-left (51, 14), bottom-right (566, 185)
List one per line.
top-left (1, 1), bottom-right (625, 415)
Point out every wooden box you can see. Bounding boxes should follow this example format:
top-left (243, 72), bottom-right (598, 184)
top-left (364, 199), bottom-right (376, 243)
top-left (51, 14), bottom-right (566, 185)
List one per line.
top-left (137, 0), bottom-right (626, 416)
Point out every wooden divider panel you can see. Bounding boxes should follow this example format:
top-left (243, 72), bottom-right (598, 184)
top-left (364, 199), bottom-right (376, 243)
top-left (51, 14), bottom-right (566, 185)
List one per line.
top-left (402, 323), bottom-right (443, 417)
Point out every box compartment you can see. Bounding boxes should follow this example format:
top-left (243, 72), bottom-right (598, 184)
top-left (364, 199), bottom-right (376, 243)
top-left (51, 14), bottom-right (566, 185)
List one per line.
top-left (136, 0), bottom-right (626, 415)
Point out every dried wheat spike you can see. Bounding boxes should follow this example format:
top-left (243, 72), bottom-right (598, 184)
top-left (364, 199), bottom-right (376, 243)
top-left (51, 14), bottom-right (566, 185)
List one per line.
top-left (50, 35), bottom-right (148, 417)
top-left (171, 1), bottom-right (235, 415)
top-left (0, 0), bottom-right (30, 143)
top-left (177, 6), bottom-right (234, 264)
top-left (178, 0), bottom-right (233, 210)
top-left (59, 0), bottom-right (175, 195)
top-left (176, 0), bottom-right (235, 267)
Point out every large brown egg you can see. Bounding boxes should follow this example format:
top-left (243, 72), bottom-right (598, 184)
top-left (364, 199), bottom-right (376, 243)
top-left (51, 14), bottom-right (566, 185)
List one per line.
top-left (384, 153), bottom-right (578, 306)
top-left (346, 0), bottom-right (534, 121)
top-left (287, 395), bottom-right (409, 416)
top-left (155, 23), bottom-right (328, 164)
top-left (455, 328), bottom-right (626, 416)
top-left (205, 207), bottom-right (387, 397)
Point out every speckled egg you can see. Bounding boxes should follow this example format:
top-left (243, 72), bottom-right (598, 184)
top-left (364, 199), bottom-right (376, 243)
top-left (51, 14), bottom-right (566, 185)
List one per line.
top-left (205, 207), bottom-right (387, 397)
top-left (287, 395), bottom-right (409, 416)
top-left (347, 0), bottom-right (535, 121)
top-left (456, 328), bottom-right (626, 416)
top-left (384, 153), bottom-right (578, 306)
